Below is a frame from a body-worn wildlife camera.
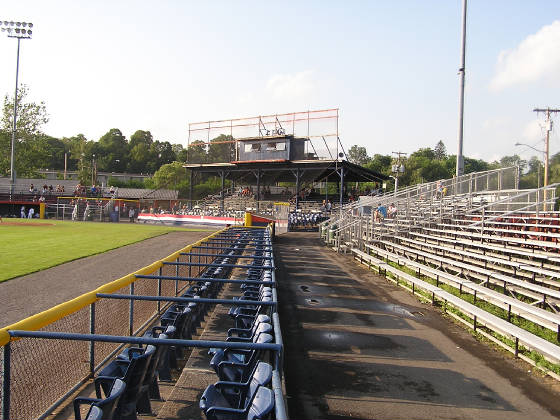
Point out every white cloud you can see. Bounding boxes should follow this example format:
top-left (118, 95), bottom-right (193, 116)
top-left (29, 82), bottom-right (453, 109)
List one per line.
top-left (266, 70), bottom-right (315, 99)
top-left (490, 20), bottom-right (560, 91)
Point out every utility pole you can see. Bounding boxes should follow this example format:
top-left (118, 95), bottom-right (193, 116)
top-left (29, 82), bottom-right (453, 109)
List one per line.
top-left (533, 107), bottom-right (559, 211)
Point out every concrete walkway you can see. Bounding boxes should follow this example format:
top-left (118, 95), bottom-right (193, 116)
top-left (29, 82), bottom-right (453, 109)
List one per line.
top-left (275, 232), bottom-right (560, 419)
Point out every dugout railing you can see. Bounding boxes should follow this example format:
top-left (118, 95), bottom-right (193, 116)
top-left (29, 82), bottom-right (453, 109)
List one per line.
top-left (0, 225), bottom-right (286, 420)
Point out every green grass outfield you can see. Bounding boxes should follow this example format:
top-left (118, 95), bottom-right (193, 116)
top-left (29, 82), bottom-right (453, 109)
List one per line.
top-left (0, 219), bottom-right (213, 282)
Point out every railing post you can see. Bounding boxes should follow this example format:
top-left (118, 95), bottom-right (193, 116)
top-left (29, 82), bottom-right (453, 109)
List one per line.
top-left (129, 282), bottom-right (135, 336)
top-left (2, 343), bottom-right (11, 420)
top-left (157, 267), bottom-right (162, 314)
top-left (89, 303), bottom-right (95, 377)
top-left (175, 258), bottom-right (179, 296)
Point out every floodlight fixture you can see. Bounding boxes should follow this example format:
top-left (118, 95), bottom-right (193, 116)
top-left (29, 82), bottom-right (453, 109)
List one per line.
top-left (0, 20), bottom-right (33, 38)
top-left (1, 19), bottom-right (34, 199)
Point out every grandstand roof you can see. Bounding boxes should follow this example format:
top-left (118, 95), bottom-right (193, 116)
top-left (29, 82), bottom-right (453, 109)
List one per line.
top-left (183, 159), bottom-right (389, 184)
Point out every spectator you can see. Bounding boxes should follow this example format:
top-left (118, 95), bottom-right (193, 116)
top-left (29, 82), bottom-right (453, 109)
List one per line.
top-left (29, 183), bottom-right (34, 193)
top-left (375, 203), bottom-right (387, 222)
top-left (83, 202), bottom-right (90, 221)
top-left (129, 207), bottom-right (135, 223)
top-left (388, 203), bottom-right (397, 218)
top-left (39, 195), bottom-right (46, 203)
top-left (436, 181), bottom-right (443, 199)
top-left (72, 201), bottom-right (78, 221)
top-left (326, 200), bottom-right (332, 212)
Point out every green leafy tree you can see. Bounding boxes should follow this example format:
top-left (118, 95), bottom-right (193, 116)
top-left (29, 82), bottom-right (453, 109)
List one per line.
top-left (208, 134), bottom-right (235, 163)
top-left (499, 154), bottom-right (526, 173)
top-left (98, 128), bottom-right (128, 172)
top-left (347, 145), bottom-right (370, 166)
top-left (1, 85), bottom-right (50, 177)
top-left (2, 85), bottom-right (49, 136)
top-left (128, 130), bottom-right (155, 173)
top-left (186, 140), bottom-right (207, 163)
top-left (434, 140), bottom-right (447, 160)
top-left (365, 154), bottom-right (392, 175)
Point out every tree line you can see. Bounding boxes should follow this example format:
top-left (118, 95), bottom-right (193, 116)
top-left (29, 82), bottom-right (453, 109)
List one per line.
top-left (347, 141), bottom-right (560, 190)
top-left (2, 87), bottom-right (558, 198)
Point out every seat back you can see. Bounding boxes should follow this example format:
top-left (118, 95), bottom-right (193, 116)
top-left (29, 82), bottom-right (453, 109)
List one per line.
top-left (84, 406), bottom-right (103, 420)
top-left (121, 345), bottom-right (155, 397)
top-left (246, 387), bottom-right (275, 420)
top-left (97, 378), bottom-right (126, 419)
top-left (212, 333), bottom-right (273, 382)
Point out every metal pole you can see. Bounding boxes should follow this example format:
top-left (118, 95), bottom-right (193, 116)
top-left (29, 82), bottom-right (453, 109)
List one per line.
top-left (544, 110), bottom-right (550, 211)
top-left (9, 38), bottom-right (21, 200)
top-left (2, 343), bottom-right (11, 420)
top-left (456, 0), bottom-right (467, 177)
top-left (89, 303), bottom-right (95, 377)
top-left (157, 267), bottom-right (162, 314)
top-left (129, 282), bottom-right (134, 336)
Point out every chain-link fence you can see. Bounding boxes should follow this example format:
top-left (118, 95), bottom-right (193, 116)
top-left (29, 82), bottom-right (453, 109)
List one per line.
top-left (0, 230), bottom-right (223, 420)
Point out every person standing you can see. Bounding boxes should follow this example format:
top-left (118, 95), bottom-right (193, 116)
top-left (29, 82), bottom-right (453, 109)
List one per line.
top-left (28, 207), bottom-right (35, 219)
top-left (129, 207), bottom-right (135, 223)
top-left (21, 206), bottom-right (26, 218)
top-left (72, 202), bottom-right (78, 221)
top-left (83, 202), bottom-right (90, 221)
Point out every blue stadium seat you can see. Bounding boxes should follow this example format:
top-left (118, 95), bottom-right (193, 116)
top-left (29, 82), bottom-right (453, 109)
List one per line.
top-left (96, 345), bottom-right (155, 420)
top-left (209, 333), bottom-right (273, 382)
top-left (84, 406), bottom-right (103, 420)
top-left (203, 385), bottom-right (274, 420)
top-left (227, 314), bottom-right (271, 339)
top-left (73, 378), bottom-right (126, 420)
top-left (200, 362), bottom-right (273, 417)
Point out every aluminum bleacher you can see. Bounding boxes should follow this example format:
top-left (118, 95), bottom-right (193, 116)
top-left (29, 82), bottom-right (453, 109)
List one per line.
top-left (320, 166), bottom-right (560, 381)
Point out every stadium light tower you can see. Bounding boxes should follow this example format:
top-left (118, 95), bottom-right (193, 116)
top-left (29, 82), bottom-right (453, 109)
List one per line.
top-left (0, 20), bottom-right (33, 198)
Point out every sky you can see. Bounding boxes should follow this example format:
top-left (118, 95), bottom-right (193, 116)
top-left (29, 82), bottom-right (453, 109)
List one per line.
top-left (1, 0), bottom-right (559, 164)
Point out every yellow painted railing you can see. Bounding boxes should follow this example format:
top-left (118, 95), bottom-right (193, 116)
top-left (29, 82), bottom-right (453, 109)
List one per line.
top-left (0, 227), bottom-right (226, 347)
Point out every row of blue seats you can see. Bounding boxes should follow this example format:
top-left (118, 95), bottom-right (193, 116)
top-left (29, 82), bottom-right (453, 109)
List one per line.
top-left (73, 231), bottom-right (253, 420)
top-left (199, 234), bottom-right (276, 420)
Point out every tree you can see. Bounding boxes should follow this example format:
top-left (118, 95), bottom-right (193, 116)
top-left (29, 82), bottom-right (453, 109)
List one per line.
top-left (499, 155), bottom-right (526, 173)
top-left (186, 140), bottom-right (207, 164)
top-left (98, 128), bottom-right (128, 172)
top-left (347, 145), bottom-right (370, 166)
top-left (208, 134), bottom-right (235, 163)
top-left (128, 130), bottom-right (155, 173)
top-left (434, 140), bottom-right (447, 160)
top-left (365, 154), bottom-right (391, 175)
top-left (2, 84), bottom-right (49, 136)
top-left (129, 130), bottom-right (153, 149)
top-left (0, 85), bottom-right (50, 177)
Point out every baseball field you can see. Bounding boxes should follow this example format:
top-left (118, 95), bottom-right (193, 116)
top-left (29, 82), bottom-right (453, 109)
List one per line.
top-left (0, 219), bottom-right (213, 282)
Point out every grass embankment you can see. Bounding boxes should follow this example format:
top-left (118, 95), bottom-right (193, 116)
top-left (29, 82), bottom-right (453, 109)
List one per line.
top-left (0, 219), bottom-right (212, 282)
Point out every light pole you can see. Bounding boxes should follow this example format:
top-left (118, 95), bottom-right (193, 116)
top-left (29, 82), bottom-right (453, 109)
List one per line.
top-left (91, 154), bottom-right (96, 185)
top-left (0, 20), bottom-right (33, 198)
